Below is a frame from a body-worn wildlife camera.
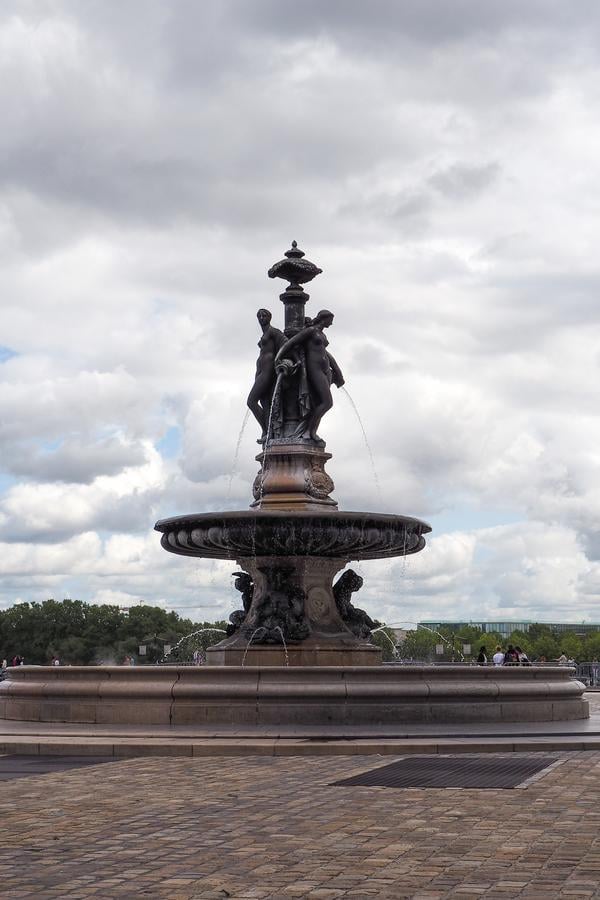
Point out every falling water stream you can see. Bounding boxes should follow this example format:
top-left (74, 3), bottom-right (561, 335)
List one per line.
top-left (370, 625), bottom-right (401, 661)
top-left (241, 628), bottom-right (264, 666)
top-left (381, 621), bottom-right (466, 662)
top-left (241, 627), bottom-right (290, 667)
top-left (163, 627), bottom-right (228, 662)
top-left (273, 626), bottom-right (289, 666)
top-left (227, 409), bottom-right (251, 500)
top-left (340, 386), bottom-right (383, 506)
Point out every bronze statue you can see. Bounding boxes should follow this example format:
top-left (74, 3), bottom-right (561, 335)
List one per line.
top-left (247, 309), bottom-right (285, 442)
top-left (226, 571), bottom-right (254, 636)
top-left (248, 565), bottom-right (310, 643)
top-left (333, 569), bottom-right (380, 639)
top-left (274, 310), bottom-right (344, 445)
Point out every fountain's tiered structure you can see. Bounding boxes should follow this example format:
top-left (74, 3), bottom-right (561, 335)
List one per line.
top-left (156, 241), bottom-right (429, 667)
top-left (0, 243), bottom-right (588, 726)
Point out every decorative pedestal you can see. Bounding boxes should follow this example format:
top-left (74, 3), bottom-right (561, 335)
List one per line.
top-left (205, 640), bottom-right (381, 667)
top-left (206, 556), bottom-right (382, 666)
top-left (251, 442), bottom-right (337, 510)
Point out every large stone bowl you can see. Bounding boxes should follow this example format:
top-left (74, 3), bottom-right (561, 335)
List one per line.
top-left (0, 664), bottom-right (588, 725)
top-left (154, 510), bottom-right (431, 560)
top-left (155, 510), bottom-right (431, 666)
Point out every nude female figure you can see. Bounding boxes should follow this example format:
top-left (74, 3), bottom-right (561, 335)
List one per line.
top-left (274, 309), bottom-right (344, 444)
top-left (247, 309), bottom-right (286, 441)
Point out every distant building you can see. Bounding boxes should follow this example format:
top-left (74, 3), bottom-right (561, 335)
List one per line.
top-left (419, 621), bottom-right (600, 638)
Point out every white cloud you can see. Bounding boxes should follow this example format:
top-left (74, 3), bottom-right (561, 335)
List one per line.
top-left (1, 1), bottom-right (600, 623)
top-left (0, 444), bottom-right (165, 541)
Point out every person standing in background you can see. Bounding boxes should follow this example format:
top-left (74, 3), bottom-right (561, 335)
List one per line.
top-left (492, 646), bottom-right (505, 666)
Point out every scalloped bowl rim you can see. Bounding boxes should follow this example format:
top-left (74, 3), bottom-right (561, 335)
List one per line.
top-left (155, 509), bottom-right (432, 533)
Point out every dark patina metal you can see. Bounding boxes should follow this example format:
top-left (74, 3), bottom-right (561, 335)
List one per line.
top-left (267, 240), bottom-right (322, 288)
top-left (332, 569), bottom-right (380, 639)
top-left (332, 756), bottom-right (560, 790)
top-left (155, 243), bottom-right (431, 660)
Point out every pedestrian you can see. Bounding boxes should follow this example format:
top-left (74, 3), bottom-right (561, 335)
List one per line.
top-left (477, 646), bottom-right (487, 665)
top-left (515, 645), bottom-right (530, 666)
top-left (492, 646), bottom-right (505, 666)
top-left (51, 656), bottom-right (60, 666)
top-left (504, 644), bottom-right (519, 665)
top-left (557, 652), bottom-right (568, 665)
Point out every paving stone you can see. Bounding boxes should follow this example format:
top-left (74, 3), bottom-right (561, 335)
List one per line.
top-left (1, 743), bottom-right (600, 897)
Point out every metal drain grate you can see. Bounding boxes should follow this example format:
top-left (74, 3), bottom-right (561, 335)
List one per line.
top-left (332, 755), bottom-right (559, 789)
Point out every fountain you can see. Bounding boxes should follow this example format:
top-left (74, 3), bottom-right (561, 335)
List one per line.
top-left (0, 242), bottom-right (588, 726)
top-left (155, 241), bottom-right (429, 668)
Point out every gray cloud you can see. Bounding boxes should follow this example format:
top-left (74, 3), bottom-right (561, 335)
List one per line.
top-left (429, 163), bottom-right (500, 200)
top-left (1, 1), bottom-right (600, 620)
top-left (5, 435), bottom-right (147, 484)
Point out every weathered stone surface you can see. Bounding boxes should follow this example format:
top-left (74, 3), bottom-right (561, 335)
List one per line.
top-left (2, 746), bottom-right (600, 897)
top-left (0, 664), bottom-right (588, 725)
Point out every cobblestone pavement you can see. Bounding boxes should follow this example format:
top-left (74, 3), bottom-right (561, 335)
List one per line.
top-left (1, 750), bottom-right (600, 899)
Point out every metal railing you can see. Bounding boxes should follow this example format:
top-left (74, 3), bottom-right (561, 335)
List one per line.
top-left (573, 662), bottom-right (600, 686)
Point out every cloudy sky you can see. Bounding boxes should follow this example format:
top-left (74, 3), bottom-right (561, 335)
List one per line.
top-left (2, 0), bottom-right (600, 626)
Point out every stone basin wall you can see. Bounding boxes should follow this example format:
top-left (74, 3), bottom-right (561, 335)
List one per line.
top-left (0, 665), bottom-right (588, 726)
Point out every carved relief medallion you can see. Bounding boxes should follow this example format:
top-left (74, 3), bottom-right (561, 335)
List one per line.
top-left (305, 459), bottom-right (335, 499)
top-left (306, 586), bottom-right (332, 623)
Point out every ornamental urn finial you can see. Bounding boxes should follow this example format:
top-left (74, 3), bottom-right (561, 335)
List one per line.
top-left (268, 241), bottom-right (322, 290)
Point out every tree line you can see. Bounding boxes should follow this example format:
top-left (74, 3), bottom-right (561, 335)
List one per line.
top-left (398, 623), bottom-right (600, 662)
top-left (0, 599), bottom-right (229, 665)
top-left (4, 598), bottom-right (589, 666)
top-left (0, 598), bottom-right (399, 665)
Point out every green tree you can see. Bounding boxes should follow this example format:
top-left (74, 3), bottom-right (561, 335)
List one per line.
top-left (557, 632), bottom-right (583, 660)
top-left (452, 626), bottom-right (484, 659)
top-left (532, 633), bottom-right (559, 660)
top-left (508, 630), bottom-right (533, 656)
top-left (54, 635), bottom-right (88, 665)
top-left (0, 599), bottom-right (231, 666)
top-left (0, 602), bottom-right (43, 663)
top-left (582, 633), bottom-right (600, 660)
top-left (399, 628), bottom-right (437, 661)
top-left (527, 624), bottom-right (553, 642)
top-left (124, 605), bottom-right (177, 641)
top-left (435, 626), bottom-right (467, 661)
top-left (369, 626), bottom-right (398, 661)
top-left (83, 604), bottom-right (123, 661)
top-left (479, 633), bottom-right (503, 656)
top-left (455, 625), bottom-right (484, 645)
